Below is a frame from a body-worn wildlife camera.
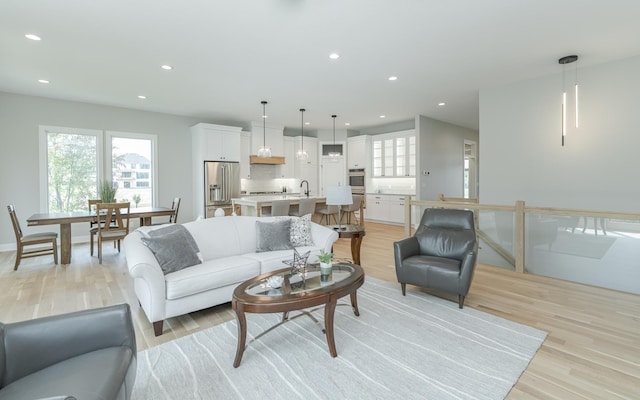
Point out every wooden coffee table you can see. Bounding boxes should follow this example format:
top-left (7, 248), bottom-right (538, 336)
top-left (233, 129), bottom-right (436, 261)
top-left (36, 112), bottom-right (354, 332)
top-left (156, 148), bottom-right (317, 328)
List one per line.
top-left (231, 262), bottom-right (364, 367)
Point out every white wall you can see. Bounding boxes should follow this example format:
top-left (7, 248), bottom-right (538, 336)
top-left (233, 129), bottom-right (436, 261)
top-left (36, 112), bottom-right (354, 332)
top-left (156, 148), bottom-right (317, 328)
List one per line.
top-left (417, 115), bottom-right (479, 201)
top-left (0, 91), bottom-right (205, 249)
top-left (479, 55), bottom-right (640, 212)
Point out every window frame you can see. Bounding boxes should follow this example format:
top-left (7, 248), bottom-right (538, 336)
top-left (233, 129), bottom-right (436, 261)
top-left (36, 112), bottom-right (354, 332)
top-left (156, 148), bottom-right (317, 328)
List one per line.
top-left (39, 125), bottom-right (104, 213)
top-left (106, 130), bottom-right (158, 208)
top-left (39, 126), bottom-right (158, 212)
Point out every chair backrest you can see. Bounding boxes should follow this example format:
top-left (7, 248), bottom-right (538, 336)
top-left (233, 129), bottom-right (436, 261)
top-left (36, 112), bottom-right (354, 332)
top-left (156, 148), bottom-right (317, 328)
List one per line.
top-left (88, 199), bottom-right (102, 227)
top-left (415, 208), bottom-right (477, 259)
top-left (298, 198), bottom-right (317, 216)
top-left (345, 195), bottom-right (363, 212)
top-left (7, 205), bottom-right (23, 241)
top-left (271, 200), bottom-right (291, 216)
top-left (170, 197), bottom-right (181, 223)
top-left (96, 202), bottom-right (131, 236)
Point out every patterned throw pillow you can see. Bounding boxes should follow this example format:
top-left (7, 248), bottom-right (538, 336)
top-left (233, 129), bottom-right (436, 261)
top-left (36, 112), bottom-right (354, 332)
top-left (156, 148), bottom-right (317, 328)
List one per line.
top-left (290, 213), bottom-right (314, 247)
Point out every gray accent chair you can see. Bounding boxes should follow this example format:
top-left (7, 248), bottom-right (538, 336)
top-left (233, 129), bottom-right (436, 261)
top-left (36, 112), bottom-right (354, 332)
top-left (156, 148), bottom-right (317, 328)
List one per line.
top-left (393, 208), bottom-right (478, 308)
top-left (0, 304), bottom-right (137, 400)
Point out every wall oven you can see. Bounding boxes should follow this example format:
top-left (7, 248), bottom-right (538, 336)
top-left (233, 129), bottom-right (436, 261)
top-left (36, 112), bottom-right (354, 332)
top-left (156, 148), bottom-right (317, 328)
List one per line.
top-left (348, 168), bottom-right (365, 194)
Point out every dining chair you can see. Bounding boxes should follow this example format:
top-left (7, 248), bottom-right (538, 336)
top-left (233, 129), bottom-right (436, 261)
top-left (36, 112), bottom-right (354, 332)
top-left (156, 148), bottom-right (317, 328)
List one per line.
top-left (88, 199), bottom-right (102, 256)
top-left (289, 198), bottom-right (317, 217)
top-left (150, 197), bottom-right (181, 225)
top-left (266, 200), bottom-right (290, 217)
top-left (95, 202), bottom-right (130, 264)
top-left (7, 204), bottom-right (58, 270)
top-left (316, 204), bottom-right (339, 225)
top-left (340, 195), bottom-right (364, 225)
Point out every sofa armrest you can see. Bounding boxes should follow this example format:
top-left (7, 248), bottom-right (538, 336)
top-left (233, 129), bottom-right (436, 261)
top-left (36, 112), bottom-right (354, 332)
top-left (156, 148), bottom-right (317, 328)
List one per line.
top-left (1, 304), bottom-right (135, 387)
top-left (124, 231), bottom-right (167, 322)
top-left (310, 222), bottom-right (339, 253)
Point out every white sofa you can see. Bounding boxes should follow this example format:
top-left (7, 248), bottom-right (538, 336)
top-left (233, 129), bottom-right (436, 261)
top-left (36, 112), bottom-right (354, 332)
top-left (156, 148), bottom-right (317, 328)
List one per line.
top-left (123, 215), bottom-right (339, 336)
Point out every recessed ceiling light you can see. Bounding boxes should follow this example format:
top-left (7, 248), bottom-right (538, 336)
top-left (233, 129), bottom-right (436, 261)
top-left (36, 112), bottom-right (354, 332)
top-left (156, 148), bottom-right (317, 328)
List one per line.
top-left (138, 95), bottom-right (147, 99)
top-left (345, 122), bottom-right (351, 126)
top-left (305, 122), bottom-right (311, 125)
top-left (388, 76), bottom-right (398, 81)
top-left (25, 34), bottom-right (41, 41)
top-left (38, 79), bottom-right (49, 84)
top-left (379, 115), bottom-right (386, 119)
top-left (161, 65), bottom-right (173, 70)
top-left (329, 53), bottom-right (340, 60)
top-left (438, 102), bottom-right (446, 106)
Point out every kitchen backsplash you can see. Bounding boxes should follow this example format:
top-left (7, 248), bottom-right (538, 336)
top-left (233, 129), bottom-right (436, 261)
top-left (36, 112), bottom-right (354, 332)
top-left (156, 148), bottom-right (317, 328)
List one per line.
top-left (369, 177), bottom-right (416, 195)
top-left (241, 164), bottom-right (297, 193)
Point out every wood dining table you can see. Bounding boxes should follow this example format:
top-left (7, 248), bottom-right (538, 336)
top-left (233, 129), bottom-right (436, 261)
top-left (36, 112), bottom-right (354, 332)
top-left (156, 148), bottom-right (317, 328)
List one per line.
top-left (27, 207), bottom-right (175, 264)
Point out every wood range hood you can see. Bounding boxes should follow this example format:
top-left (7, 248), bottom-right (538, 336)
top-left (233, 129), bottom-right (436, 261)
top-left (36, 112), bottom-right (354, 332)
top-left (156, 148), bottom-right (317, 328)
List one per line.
top-left (249, 155), bottom-right (285, 165)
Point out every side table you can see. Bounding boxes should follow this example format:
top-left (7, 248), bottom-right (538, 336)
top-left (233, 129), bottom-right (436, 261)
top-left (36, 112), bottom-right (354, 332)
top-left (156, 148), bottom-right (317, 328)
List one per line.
top-left (329, 224), bottom-right (366, 265)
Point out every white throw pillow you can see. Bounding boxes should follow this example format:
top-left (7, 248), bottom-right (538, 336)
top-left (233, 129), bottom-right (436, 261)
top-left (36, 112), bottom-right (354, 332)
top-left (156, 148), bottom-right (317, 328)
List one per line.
top-left (290, 214), bottom-right (313, 247)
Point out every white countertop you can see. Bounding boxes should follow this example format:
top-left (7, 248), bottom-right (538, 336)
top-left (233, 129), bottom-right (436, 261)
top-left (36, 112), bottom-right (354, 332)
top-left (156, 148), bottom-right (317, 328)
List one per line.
top-left (233, 195), bottom-right (323, 204)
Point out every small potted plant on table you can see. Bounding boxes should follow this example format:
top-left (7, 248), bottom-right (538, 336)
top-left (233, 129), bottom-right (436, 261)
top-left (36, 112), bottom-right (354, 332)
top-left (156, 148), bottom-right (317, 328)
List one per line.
top-left (318, 250), bottom-right (334, 284)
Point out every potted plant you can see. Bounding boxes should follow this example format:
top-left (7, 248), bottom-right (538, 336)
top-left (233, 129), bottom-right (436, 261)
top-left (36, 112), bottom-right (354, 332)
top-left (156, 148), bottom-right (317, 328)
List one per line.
top-left (318, 250), bottom-right (334, 283)
top-left (99, 179), bottom-right (118, 203)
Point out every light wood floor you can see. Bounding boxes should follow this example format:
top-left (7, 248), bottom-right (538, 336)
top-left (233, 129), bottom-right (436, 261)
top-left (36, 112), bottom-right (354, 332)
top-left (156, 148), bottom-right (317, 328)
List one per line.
top-left (1, 222), bottom-right (638, 399)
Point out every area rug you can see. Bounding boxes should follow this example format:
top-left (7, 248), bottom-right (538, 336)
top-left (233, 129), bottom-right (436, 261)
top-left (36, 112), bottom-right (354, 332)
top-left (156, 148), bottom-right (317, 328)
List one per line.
top-left (133, 277), bottom-right (546, 400)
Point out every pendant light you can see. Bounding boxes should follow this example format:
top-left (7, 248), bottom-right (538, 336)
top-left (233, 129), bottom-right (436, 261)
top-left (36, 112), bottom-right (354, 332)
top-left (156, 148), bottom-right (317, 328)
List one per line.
top-left (296, 108), bottom-right (309, 161)
top-left (328, 114), bottom-right (340, 162)
top-left (257, 100), bottom-right (271, 157)
top-left (559, 55), bottom-right (579, 146)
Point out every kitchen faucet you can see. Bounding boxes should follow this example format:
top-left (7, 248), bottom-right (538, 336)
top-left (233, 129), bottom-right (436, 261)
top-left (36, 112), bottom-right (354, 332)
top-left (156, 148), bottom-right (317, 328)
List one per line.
top-left (300, 180), bottom-right (310, 197)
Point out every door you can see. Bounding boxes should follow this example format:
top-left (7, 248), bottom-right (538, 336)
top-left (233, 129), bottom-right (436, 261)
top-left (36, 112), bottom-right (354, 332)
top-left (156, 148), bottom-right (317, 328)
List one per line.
top-left (320, 156), bottom-right (346, 196)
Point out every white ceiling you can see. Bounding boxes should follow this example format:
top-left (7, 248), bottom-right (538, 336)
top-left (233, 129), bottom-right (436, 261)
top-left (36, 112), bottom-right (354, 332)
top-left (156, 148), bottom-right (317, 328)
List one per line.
top-left (2, 0), bottom-right (640, 131)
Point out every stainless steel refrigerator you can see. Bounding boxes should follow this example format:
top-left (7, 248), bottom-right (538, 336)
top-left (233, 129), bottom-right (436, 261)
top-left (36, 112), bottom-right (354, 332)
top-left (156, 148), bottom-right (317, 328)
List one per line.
top-left (204, 161), bottom-right (240, 218)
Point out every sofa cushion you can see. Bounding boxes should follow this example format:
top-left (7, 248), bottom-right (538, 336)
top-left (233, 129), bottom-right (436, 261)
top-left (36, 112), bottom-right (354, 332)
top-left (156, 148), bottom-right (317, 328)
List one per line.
top-left (0, 347), bottom-right (132, 400)
top-left (165, 256), bottom-right (260, 300)
top-left (141, 228), bottom-right (202, 274)
top-left (255, 219), bottom-right (293, 252)
top-left (290, 213), bottom-right (314, 247)
top-left (243, 245), bottom-right (323, 274)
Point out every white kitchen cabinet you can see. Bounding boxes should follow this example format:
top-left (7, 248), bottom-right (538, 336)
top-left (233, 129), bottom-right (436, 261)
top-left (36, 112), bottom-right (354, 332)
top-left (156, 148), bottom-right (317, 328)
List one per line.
top-left (251, 121), bottom-right (284, 156)
top-left (240, 132), bottom-right (251, 179)
top-left (293, 136), bottom-right (318, 165)
top-left (371, 129), bottom-right (416, 177)
top-left (365, 194), bottom-right (413, 224)
top-left (347, 135), bottom-right (369, 169)
top-left (191, 123), bottom-right (242, 162)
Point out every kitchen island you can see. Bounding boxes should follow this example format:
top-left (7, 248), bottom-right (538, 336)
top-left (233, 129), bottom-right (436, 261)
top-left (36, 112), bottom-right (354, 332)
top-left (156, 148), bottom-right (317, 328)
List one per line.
top-left (232, 195), bottom-right (325, 217)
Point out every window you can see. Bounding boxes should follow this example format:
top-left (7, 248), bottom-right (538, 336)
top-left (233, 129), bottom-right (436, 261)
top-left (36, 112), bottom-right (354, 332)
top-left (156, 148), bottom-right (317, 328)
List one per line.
top-left (40, 126), bottom-right (157, 212)
top-left (108, 132), bottom-right (157, 208)
top-left (39, 126), bottom-right (102, 212)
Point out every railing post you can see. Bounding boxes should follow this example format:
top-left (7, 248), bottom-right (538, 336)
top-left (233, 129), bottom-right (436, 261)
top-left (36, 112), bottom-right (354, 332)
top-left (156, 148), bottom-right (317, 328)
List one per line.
top-left (515, 200), bottom-right (525, 273)
top-left (404, 196), bottom-right (412, 237)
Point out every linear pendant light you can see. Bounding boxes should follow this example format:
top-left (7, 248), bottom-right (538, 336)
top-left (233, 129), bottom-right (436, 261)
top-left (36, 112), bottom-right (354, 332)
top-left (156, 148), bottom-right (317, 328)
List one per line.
top-left (559, 55), bottom-right (579, 146)
top-left (257, 100), bottom-right (271, 157)
top-left (328, 114), bottom-right (340, 162)
top-left (296, 108), bottom-right (309, 161)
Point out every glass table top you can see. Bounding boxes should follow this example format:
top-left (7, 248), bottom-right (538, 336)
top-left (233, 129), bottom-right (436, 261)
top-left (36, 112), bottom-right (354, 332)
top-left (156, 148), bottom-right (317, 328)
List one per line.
top-left (245, 263), bottom-right (356, 297)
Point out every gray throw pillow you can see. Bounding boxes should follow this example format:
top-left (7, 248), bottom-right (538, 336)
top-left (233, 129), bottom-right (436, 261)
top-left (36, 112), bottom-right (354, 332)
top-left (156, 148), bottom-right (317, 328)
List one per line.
top-left (256, 219), bottom-right (293, 252)
top-left (141, 229), bottom-right (202, 274)
top-left (290, 213), bottom-right (314, 247)
top-left (146, 224), bottom-right (199, 253)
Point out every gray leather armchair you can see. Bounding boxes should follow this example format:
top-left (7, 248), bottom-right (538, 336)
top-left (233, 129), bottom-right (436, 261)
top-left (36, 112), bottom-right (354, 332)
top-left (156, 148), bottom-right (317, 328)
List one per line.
top-left (394, 208), bottom-right (478, 308)
top-left (0, 304), bottom-right (137, 400)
